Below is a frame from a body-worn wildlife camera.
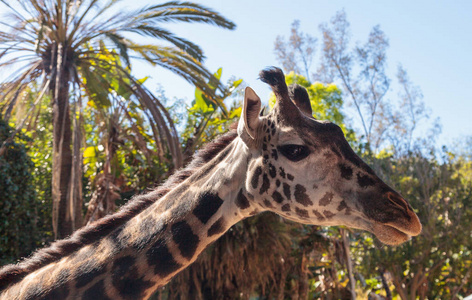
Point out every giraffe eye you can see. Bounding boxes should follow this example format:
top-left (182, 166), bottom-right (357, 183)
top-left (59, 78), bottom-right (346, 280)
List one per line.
top-left (278, 144), bottom-right (310, 162)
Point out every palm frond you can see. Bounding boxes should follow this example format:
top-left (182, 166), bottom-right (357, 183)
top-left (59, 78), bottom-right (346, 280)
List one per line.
top-left (0, 55), bottom-right (38, 69)
top-left (123, 25), bottom-right (204, 61)
top-left (134, 1), bottom-right (236, 30)
top-left (111, 98), bottom-right (158, 162)
top-left (78, 57), bottom-right (183, 167)
top-left (68, 0), bottom-right (111, 43)
top-left (1, 62), bottom-right (43, 116)
top-left (0, 1), bottom-right (30, 24)
top-left (0, 75), bottom-right (49, 156)
top-left (131, 81), bottom-right (183, 168)
top-left (103, 33), bottom-right (130, 66)
top-left (128, 44), bottom-right (230, 115)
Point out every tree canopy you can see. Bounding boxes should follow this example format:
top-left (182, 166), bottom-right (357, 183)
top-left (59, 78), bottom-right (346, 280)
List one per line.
top-left (0, 0), bottom-right (235, 238)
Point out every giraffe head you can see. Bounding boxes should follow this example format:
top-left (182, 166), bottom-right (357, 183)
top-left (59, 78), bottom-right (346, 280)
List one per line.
top-left (237, 67), bottom-right (421, 245)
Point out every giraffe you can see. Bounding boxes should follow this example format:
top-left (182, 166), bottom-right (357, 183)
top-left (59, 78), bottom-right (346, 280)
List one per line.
top-left (0, 67), bottom-right (421, 299)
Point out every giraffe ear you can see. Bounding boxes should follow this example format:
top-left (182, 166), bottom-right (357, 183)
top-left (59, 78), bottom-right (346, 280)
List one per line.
top-left (289, 84), bottom-right (313, 118)
top-left (239, 87), bottom-right (262, 140)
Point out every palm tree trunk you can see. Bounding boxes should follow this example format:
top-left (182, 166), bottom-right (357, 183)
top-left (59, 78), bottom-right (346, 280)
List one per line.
top-left (51, 44), bottom-right (74, 239)
top-left (341, 228), bottom-right (356, 300)
top-left (52, 87), bottom-right (73, 239)
top-left (83, 121), bottom-right (121, 224)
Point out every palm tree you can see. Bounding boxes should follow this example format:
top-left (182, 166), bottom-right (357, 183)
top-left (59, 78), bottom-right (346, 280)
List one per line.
top-left (0, 0), bottom-right (235, 239)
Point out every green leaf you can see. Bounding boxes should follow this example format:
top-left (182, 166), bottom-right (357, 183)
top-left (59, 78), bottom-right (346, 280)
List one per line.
top-left (83, 146), bottom-right (96, 158)
top-left (214, 68), bottom-right (223, 80)
top-left (194, 88), bottom-right (214, 114)
top-left (230, 79), bottom-right (243, 91)
top-left (136, 77), bottom-right (148, 85)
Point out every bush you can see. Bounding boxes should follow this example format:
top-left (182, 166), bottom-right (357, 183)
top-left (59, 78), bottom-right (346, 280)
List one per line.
top-left (0, 119), bottom-right (46, 264)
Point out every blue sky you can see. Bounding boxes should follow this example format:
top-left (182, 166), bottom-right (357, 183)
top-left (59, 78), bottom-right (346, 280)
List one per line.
top-left (128, 0), bottom-right (471, 148)
top-left (1, 0), bottom-right (471, 148)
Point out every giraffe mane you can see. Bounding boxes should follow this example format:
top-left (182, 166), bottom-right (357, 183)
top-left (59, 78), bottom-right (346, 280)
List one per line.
top-left (0, 124), bottom-right (238, 291)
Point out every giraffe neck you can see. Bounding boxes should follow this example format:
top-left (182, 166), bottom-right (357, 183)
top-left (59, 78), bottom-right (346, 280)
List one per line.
top-left (0, 137), bottom-right (255, 300)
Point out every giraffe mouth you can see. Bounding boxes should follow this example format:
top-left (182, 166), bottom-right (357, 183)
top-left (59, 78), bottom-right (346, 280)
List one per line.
top-left (348, 218), bottom-right (413, 246)
top-left (371, 212), bottom-right (422, 246)
top-left (366, 196), bottom-right (422, 245)
top-left (371, 223), bottom-right (411, 246)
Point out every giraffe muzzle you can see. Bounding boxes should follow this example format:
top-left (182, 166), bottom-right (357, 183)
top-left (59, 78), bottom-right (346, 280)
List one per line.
top-left (371, 193), bottom-right (422, 245)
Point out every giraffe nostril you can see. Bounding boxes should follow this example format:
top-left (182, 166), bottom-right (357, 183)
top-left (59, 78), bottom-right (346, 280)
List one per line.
top-left (386, 192), bottom-right (409, 212)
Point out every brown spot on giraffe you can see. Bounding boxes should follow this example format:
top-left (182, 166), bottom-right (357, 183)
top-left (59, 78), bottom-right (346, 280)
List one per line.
top-left (295, 207), bottom-right (309, 218)
top-left (271, 149), bottom-right (278, 160)
top-left (263, 199), bottom-right (274, 208)
top-left (192, 191), bottom-right (224, 224)
top-left (294, 184), bottom-right (313, 206)
top-left (112, 255), bottom-right (153, 299)
top-left (283, 183), bottom-right (291, 200)
top-left (357, 173), bottom-right (376, 188)
top-left (323, 211), bottom-right (335, 219)
top-left (272, 191), bottom-right (284, 203)
top-left (319, 192), bottom-right (334, 206)
top-left (281, 204), bottom-right (291, 212)
top-left (279, 167), bottom-right (286, 178)
top-left (339, 163), bottom-right (353, 180)
top-left (236, 189), bottom-right (250, 210)
top-left (171, 221), bottom-right (200, 260)
top-left (337, 200), bottom-right (348, 211)
top-left (208, 217), bottom-right (226, 237)
top-left (259, 173), bottom-right (270, 194)
top-left (43, 285), bottom-right (71, 299)
top-left (251, 166), bottom-right (263, 189)
top-left (146, 239), bottom-right (181, 278)
top-left (268, 163), bottom-right (277, 178)
top-left (312, 210), bottom-right (325, 221)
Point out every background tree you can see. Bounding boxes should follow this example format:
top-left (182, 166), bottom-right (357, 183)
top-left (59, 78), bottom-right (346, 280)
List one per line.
top-left (0, 0), bottom-right (235, 238)
top-left (272, 11), bottom-right (471, 299)
top-left (317, 11), bottom-right (390, 149)
top-left (82, 66), bottom-right (242, 224)
top-left (274, 11), bottom-right (429, 153)
top-left (0, 118), bottom-right (46, 265)
top-left (268, 72), bottom-right (350, 138)
top-left (180, 68), bottom-right (243, 163)
top-left (274, 20), bottom-right (317, 80)
top-left (386, 65), bottom-right (439, 156)
top-left (354, 149), bottom-right (472, 299)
